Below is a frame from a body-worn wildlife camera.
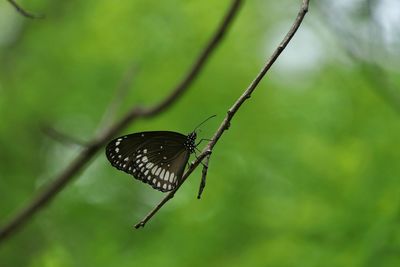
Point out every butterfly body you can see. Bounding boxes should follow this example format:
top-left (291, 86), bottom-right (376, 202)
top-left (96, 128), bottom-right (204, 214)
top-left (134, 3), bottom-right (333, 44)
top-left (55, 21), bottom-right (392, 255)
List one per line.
top-left (106, 131), bottom-right (196, 192)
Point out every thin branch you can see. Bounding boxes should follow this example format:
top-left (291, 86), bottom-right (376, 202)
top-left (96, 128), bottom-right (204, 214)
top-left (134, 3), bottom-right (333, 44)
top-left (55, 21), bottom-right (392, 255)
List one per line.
top-left (42, 65), bottom-right (138, 147)
top-left (360, 63), bottom-right (400, 115)
top-left (42, 126), bottom-right (88, 147)
top-left (197, 154), bottom-right (211, 199)
top-left (7, 0), bottom-right (44, 19)
top-left (134, 0), bottom-right (310, 229)
top-left (96, 64), bottom-right (138, 133)
top-left (315, 2), bottom-right (400, 115)
top-left (134, 150), bottom-right (212, 229)
top-left (0, 0), bottom-right (242, 243)
top-left (135, 1), bottom-right (242, 117)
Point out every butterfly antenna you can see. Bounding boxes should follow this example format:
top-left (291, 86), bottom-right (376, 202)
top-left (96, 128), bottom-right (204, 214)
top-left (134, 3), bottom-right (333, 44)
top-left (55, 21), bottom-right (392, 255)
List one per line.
top-left (193, 115), bottom-right (216, 132)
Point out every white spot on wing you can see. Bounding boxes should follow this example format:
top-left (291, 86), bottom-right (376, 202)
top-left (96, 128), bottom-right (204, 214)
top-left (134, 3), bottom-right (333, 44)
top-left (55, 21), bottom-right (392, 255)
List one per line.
top-left (115, 141), bottom-right (120, 146)
top-left (115, 148), bottom-right (120, 153)
top-left (146, 162), bottom-right (154, 169)
top-left (124, 157), bottom-right (129, 161)
top-left (142, 156), bottom-right (148, 163)
top-left (151, 166), bottom-right (157, 174)
top-left (164, 171), bottom-right (170, 181)
top-left (160, 169), bottom-right (165, 179)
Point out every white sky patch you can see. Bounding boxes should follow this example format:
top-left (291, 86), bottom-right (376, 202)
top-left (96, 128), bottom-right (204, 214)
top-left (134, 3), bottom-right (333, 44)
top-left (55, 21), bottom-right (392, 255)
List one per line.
top-left (376, 0), bottom-right (400, 48)
top-left (0, 2), bottom-right (23, 47)
top-left (266, 23), bottom-right (326, 87)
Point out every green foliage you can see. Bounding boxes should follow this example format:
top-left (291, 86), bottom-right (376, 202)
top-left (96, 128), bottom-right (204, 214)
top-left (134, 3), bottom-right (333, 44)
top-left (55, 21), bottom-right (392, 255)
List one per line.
top-left (1, 0), bottom-right (399, 266)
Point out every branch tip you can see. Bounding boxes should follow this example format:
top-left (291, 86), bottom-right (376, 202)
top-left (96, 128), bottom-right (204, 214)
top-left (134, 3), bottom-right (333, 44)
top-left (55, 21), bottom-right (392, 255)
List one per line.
top-left (134, 222), bottom-right (144, 229)
top-left (7, 0), bottom-right (44, 19)
top-left (197, 154), bottom-right (211, 199)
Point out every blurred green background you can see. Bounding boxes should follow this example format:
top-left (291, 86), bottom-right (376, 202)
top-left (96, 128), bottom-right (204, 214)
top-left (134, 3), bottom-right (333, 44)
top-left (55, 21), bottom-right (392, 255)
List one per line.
top-left (1, 0), bottom-right (400, 266)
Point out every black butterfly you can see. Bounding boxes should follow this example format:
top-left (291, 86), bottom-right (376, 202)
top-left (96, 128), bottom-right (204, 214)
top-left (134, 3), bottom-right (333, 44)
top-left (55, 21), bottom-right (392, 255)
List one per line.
top-left (105, 116), bottom-right (214, 192)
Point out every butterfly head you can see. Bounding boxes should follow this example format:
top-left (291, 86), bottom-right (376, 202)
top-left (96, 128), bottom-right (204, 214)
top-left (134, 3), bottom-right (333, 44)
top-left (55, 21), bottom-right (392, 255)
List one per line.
top-left (184, 131), bottom-right (197, 153)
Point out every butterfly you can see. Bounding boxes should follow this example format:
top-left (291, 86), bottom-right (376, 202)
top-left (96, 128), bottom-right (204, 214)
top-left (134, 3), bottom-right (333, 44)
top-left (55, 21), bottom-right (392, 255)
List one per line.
top-left (105, 116), bottom-right (215, 192)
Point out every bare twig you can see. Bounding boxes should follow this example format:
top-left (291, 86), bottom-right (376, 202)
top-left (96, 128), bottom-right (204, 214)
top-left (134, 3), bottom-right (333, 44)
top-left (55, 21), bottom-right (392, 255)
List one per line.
top-left (42, 126), bottom-right (88, 147)
top-left (42, 67), bottom-right (137, 147)
top-left (7, 0), bottom-right (44, 19)
top-left (197, 154), bottom-right (211, 199)
top-left (42, 65), bottom-right (138, 147)
top-left (0, 0), bottom-right (242, 244)
top-left (134, 0), bottom-right (310, 229)
top-left (360, 63), bottom-right (400, 115)
top-left (97, 64), bottom-right (138, 133)
top-left (315, 2), bottom-right (400, 115)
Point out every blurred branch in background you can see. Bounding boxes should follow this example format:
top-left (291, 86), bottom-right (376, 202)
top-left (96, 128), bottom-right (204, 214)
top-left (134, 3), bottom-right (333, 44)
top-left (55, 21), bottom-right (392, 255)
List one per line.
top-left (360, 63), bottom-right (400, 115)
top-left (7, 0), bottom-right (44, 19)
top-left (316, 0), bottom-right (400, 115)
top-left (96, 63), bottom-right (138, 134)
top-left (42, 63), bottom-right (138, 147)
top-left (0, 0), bottom-right (243, 244)
top-left (42, 126), bottom-right (88, 147)
top-left (134, 0), bottom-right (310, 229)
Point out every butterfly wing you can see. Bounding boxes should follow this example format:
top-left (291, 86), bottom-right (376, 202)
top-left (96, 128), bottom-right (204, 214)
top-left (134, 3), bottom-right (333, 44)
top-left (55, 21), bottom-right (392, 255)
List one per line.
top-left (105, 131), bottom-right (190, 192)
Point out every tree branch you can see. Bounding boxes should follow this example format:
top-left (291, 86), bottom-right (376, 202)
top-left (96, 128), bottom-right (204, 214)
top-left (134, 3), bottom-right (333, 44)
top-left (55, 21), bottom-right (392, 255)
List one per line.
top-left (42, 126), bottom-right (88, 147)
top-left (197, 153), bottom-right (211, 199)
top-left (7, 0), bottom-right (44, 19)
top-left (134, 0), bottom-right (310, 229)
top-left (134, 150), bottom-right (212, 229)
top-left (0, 0), bottom-right (242, 243)
top-left (96, 63), bottom-right (138, 133)
top-left (315, 1), bottom-right (400, 115)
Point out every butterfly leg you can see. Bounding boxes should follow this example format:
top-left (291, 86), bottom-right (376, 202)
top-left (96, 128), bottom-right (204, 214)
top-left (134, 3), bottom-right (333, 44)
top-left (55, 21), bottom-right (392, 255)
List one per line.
top-left (187, 148), bottom-right (204, 169)
top-left (194, 150), bottom-right (207, 168)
